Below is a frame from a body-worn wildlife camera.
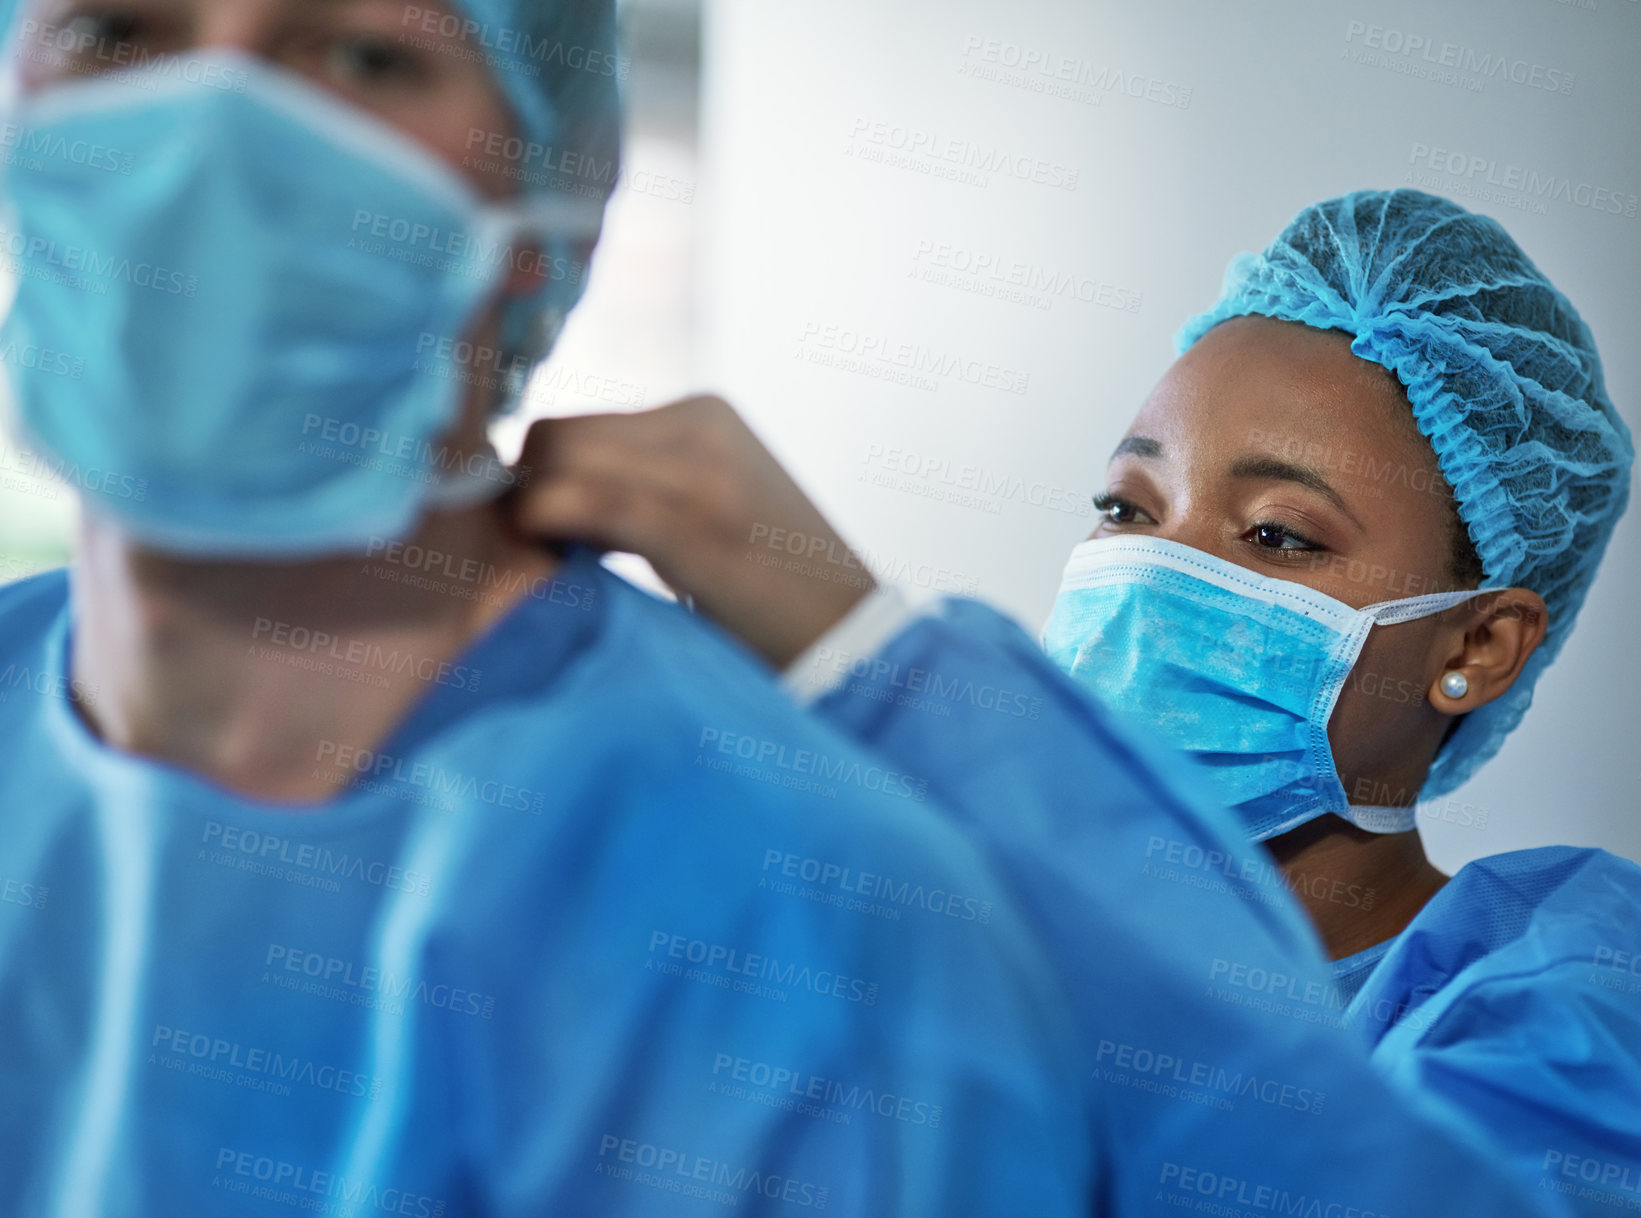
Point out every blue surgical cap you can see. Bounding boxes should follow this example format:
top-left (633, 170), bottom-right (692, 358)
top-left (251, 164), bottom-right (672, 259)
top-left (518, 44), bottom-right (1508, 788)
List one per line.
top-left (444, 0), bottom-right (624, 372)
top-left (0, 0), bottom-right (624, 375)
top-left (1177, 189), bottom-right (1634, 798)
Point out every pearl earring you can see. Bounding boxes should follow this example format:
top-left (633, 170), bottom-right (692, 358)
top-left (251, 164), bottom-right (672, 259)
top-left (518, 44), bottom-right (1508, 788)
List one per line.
top-left (1441, 671), bottom-right (1469, 699)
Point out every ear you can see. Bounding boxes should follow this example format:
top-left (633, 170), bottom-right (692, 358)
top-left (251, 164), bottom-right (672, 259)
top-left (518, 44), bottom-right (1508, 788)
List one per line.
top-left (1428, 588), bottom-right (1550, 715)
top-left (503, 242), bottom-right (547, 298)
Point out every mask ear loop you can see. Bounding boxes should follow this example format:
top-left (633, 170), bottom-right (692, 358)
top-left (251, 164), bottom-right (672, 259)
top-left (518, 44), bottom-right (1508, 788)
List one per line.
top-left (479, 193), bottom-right (607, 415)
top-left (1360, 588), bottom-right (1486, 625)
top-left (1306, 612), bottom-right (1379, 820)
top-left (1305, 588), bottom-right (1489, 823)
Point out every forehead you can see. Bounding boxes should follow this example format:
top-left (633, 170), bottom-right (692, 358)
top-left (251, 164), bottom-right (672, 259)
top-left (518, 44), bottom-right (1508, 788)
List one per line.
top-left (1128, 316), bottom-right (1432, 471)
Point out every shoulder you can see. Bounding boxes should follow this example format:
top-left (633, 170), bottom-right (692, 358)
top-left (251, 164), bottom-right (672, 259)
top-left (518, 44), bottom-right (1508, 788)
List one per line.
top-left (1449, 846), bottom-right (1641, 932)
top-left (1372, 847), bottom-right (1641, 1041)
top-left (0, 569), bottom-right (71, 699)
top-left (0, 568), bottom-right (70, 641)
top-left (585, 565), bottom-right (902, 768)
top-left (457, 563), bottom-right (1001, 880)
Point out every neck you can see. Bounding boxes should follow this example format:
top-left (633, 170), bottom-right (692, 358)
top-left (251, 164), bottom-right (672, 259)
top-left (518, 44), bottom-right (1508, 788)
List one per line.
top-left (70, 502), bottom-right (559, 804)
top-left (1264, 814), bottom-right (1449, 959)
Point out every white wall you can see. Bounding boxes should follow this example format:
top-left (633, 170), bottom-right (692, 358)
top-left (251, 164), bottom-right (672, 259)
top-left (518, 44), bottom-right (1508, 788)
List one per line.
top-left (698, 0), bottom-right (1641, 869)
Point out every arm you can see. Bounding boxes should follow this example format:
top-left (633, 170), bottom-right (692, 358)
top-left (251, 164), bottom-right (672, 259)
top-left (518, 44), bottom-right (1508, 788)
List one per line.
top-left (508, 395), bottom-right (873, 670)
top-left (508, 397), bottom-right (1571, 1217)
top-left (1371, 964), bottom-right (1641, 1217)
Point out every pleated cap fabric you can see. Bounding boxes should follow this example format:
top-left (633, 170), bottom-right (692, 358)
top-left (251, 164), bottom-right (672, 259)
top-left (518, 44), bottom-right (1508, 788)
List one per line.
top-left (1177, 189), bottom-right (1633, 797)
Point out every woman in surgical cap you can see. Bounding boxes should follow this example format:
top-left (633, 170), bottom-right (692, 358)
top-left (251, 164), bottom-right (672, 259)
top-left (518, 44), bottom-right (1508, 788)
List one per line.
top-left (515, 188), bottom-right (1641, 1214)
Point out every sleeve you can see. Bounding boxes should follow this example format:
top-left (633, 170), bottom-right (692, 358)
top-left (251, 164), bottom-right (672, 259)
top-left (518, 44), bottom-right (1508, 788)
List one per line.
top-left (1370, 958), bottom-right (1641, 1215)
top-left (790, 594), bottom-right (1574, 1218)
top-left (792, 593), bottom-right (1328, 958)
top-left (444, 677), bottom-right (1099, 1218)
top-left (781, 583), bottom-right (925, 704)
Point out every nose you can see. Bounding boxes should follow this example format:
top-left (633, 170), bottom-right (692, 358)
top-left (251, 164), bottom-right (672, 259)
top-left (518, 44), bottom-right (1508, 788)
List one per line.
top-left (181, 3), bottom-right (286, 61)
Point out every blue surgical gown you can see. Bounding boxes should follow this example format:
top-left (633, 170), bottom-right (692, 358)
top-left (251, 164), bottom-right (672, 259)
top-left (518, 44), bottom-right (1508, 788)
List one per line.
top-left (798, 594), bottom-right (1571, 1217)
top-left (1342, 846), bottom-right (1641, 1218)
top-left (0, 551), bottom-right (1093, 1216)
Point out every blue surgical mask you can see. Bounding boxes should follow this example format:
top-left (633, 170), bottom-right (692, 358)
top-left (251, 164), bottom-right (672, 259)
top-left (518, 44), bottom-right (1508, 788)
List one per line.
top-left (0, 52), bottom-right (601, 558)
top-left (1041, 536), bottom-right (1480, 841)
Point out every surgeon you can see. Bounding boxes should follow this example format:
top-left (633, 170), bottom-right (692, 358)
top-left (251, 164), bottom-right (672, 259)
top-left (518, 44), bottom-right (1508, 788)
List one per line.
top-left (0, 1), bottom-right (1556, 1214)
top-left (0, 2), bottom-right (1106, 1214)
top-left (511, 190), bottom-right (1641, 1214)
top-left (0, 0), bottom-right (1583, 1207)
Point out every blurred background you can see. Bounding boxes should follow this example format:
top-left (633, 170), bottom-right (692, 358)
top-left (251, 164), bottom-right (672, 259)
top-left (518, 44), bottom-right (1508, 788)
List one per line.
top-left (4, 0), bottom-right (1636, 869)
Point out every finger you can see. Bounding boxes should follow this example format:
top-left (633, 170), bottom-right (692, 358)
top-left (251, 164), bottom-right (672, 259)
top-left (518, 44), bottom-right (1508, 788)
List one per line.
top-left (515, 397), bottom-right (735, 474)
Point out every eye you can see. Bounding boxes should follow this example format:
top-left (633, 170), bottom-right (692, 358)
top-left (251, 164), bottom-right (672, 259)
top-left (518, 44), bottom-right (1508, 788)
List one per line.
top-left (324, 37), bottom-right (430, 87)
top-left (64, 11), bottom-right (142, 43)
top-left (1247, 520), bottom-right (1321, 552)
top-left (36, 6), bottom-right (157, 63)
top-left (1092, 493), bottom-right (1155, 527)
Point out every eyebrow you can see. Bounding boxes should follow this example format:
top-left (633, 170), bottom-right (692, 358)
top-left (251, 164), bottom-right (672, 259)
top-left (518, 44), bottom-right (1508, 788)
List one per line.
top-left (1110, 435), bottom-right (1162, 460)
top-left (1228, 455), bottom-right (1362, 529)
top-left (1109, 436), bottom-right (1364, 530)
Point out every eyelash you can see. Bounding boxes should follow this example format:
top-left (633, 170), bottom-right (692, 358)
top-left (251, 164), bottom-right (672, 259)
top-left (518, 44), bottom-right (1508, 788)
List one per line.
top-left (40, 14), bottom-right (428, 82)
top-left (328, 37), bottom-right (430, 85)
top-left (57, 10), bottom-right (147, 47)
top-left (1091, 493), bottom-right (1325, 554)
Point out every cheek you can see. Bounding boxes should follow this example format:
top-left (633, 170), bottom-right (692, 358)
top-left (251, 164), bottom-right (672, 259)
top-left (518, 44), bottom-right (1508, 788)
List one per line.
top-left (431, 92), bottom-right (518, 198)
top-left (1326, 622), bottom-right (1436, 745)
top-left (369, 80), bottom-right (518, 199)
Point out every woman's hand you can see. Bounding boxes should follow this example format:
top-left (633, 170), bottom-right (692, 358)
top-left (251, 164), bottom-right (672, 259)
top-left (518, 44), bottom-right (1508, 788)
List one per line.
top-left (508, 396), bottom-right (876, 669)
